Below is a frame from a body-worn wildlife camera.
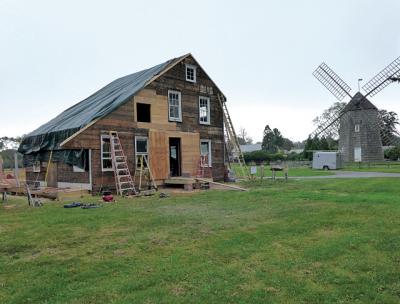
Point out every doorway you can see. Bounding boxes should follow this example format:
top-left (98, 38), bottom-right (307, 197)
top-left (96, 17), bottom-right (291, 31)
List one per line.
top-left (354, 147), bottom-right (362, 162)
top-left (169, 138), bottom-right (181, 177)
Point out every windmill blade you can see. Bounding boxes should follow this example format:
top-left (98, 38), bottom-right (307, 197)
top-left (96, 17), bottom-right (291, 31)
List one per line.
top-left (313, 62), bottom-right (353, 101)
top-left (310, 102), bottom-right (346, 138)
top-left (363, 56), bottom-right (400, 98)
top-left (310, 110), bottom-right (343, 138)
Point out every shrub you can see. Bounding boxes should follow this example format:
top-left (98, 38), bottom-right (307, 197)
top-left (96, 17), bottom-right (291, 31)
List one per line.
top-left (243, 151), bottom-right (304, 164)
top-left (385, 146), bottom-right (400, 161)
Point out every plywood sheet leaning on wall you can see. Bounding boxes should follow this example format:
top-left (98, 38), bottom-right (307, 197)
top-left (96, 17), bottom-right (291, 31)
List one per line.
top-left (180, 132), bottom-right (200, 177)
top-left (149, 130), bottom-right (169, 180)
top-left (149, 130), bottom-right (200, 181)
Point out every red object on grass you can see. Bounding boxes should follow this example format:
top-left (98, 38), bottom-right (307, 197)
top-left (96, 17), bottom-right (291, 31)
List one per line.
top-left (102, 194), bottom-right (114, 202)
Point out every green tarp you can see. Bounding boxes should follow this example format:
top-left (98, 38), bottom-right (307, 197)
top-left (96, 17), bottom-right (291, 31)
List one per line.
top-left (18, 55), bottom-right (186, 167)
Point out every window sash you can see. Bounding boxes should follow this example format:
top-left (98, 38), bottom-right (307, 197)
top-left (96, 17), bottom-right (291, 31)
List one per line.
top-left (135, 136), bottom-right (148, 155)
top-left (168, 90), bottom-right (182, 121)
top-left (200, 140), bottom-right (212, 167)
top-left (185, 64), bottom-right (196, 82)
top-left (101, 135), bottom-right (113, 171)
top-left (199, 96), bottom-right (210, 124)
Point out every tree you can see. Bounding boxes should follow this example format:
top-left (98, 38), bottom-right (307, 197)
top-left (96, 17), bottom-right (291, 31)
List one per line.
top-left (261, 125), bottom-right (286, 153)
top-left (237, 127), bottom-right (253, 145)
top-left (312, 102), bottom-right (346, 138)
top-left (282, 137), bottom-right (294, 151)
top-left (262, 125), bottom-right (276, 153)
top-left (0, 136), bottom-right (22, 151)
top-left (378, 110), bottom-right (400, 145)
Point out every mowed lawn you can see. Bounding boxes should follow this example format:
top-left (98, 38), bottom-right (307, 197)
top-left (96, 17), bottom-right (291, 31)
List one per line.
top-left (232, 164), bottom-right (334, 178)
top-left (1, 179), bottom-right (400, 303)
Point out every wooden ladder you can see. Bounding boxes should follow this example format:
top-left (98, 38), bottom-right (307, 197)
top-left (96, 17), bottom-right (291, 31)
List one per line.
top-left (133, 154), bottom-right (157, 192)
top-left (217, 94), bottom-right (250, 179)
top-left (109, 131), bottom-right (137, 196)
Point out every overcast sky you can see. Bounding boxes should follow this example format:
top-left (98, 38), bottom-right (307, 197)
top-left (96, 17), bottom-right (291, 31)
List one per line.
top-left (1, 0), bottom-right (400, 142)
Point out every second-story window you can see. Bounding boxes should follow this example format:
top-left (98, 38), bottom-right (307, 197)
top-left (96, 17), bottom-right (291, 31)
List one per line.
top-left (199, 96), bottom-right (210, 125)
top-left (355, 124), bottom-right (360, 132)
top-left (168, 90), bottom-right (182, 122)
top-left (185, 64), bottom-right (196, 83)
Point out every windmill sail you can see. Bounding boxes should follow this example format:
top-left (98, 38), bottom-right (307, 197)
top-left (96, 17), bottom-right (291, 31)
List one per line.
top-left (313, 63), bottom-right (352, 101)
top-left (363, 56), bottom-right (400, 97)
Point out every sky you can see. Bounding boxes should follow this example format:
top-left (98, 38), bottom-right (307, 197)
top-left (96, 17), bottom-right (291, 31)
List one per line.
top-left (1, 0), bottom-right (400, 142)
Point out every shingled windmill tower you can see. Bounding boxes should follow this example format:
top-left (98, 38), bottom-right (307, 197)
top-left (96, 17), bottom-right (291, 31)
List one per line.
top-left (311, 57), bottom-right (400, 162)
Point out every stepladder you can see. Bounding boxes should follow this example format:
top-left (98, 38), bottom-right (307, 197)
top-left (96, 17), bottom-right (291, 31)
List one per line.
top-left (133, 154), bottom-right (157, 192)
top-left (109, 131), bottom-right (137, 196)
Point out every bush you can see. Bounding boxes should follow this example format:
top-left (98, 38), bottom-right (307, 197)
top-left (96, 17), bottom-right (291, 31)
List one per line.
top-left (385, 146), bottom-right (400, 161)
top-left (243, 151), bottom-right (304, 164)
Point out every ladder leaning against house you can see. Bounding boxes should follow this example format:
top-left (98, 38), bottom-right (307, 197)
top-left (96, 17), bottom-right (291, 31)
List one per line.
top-left (109, 131), bottom-right (137, 196)
top-left (217, 94), bottom-right (250, 179)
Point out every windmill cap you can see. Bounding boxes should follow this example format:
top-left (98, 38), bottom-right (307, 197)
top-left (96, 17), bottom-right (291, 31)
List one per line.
top-left (342, 92), bottom-right (378, 112)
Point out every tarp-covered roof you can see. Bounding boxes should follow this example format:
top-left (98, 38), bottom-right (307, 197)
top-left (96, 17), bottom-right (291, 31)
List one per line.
top-left (19, 54), bottom-right (188, 154)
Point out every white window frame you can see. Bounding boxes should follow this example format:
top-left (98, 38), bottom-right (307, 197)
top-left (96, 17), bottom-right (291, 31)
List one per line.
top-left (200, 139), bottom-right (212, 167)
top-left (73, 165), bottom-right (85, 173)
top-left (101, 135), bottom-right (113, 172)
top-left (33, 161), bottom-right (41, 173)
top-left (355, 124), bottom-right (360, 133)
top-left (199, 96), bottom-right (211, 125)
top-left (135, 136), bottom-right (149, 156)
top-left (168, 90), bottom-right (182, 122)
top-left (185, 64), bottom-right (197, 83)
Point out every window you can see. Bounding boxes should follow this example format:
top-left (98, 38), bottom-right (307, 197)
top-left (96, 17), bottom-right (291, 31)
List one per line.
top-left (355, 124), bottom-right (360, 132)
top-left (137, 103), bottom-right (151, 122)
top-left (33, 161), bottom-right (41, 173)
top-left (135, 136), bottom-right (148, 168)
top-left (135, 136), bottom-right (148, 155)
top-left (168, 90), bottom-right (182, 122)
top-left (185, 64), bottom-right (196, 83)
top-left (199, 96), bottom-right (210, 125)
top-left (101, 135), bottom-right (113, 171)
top-left (200, 139), bottom-right (212, 167)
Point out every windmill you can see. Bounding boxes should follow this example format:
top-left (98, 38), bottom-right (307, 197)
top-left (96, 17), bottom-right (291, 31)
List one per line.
top-left (311, 56), bottom-right (400, 162)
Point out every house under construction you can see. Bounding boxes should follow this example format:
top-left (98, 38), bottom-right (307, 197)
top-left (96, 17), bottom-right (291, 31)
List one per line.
top-left (18, 54), bottom-right (238, 193)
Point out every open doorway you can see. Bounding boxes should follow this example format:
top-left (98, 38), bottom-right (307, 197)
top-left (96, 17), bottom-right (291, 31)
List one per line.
top-left (169, 138), bottom-right (181, 176)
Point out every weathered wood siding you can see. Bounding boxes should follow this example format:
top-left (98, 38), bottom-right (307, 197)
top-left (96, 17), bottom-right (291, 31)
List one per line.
top-left (61, 54), bottom-right (225, 192)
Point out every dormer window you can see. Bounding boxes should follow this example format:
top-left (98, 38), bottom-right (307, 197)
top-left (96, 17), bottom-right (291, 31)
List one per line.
top-left (185, 64), bottom-right (196, 83)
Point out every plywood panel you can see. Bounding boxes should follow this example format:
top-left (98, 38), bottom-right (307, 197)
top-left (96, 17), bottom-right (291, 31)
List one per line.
top-left (180, 132), bottom-right (200, 177)
top-left (149, 130), bottom-right (169, 180)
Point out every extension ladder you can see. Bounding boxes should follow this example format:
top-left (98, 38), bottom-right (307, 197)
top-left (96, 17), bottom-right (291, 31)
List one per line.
top-left (133, 154), bottom-right (157, 191)
top-left (109, 131), bottom-right (137, 196)
top-left (217, 94), bottom-right (249, 179)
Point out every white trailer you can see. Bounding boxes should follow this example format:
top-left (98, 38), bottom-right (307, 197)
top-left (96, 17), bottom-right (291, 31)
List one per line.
top-left (312, 151), bottom-right (343, 170)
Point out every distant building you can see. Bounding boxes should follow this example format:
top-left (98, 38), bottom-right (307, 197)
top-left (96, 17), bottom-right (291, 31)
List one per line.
top-left (240, 144), bottom-right (262, 153)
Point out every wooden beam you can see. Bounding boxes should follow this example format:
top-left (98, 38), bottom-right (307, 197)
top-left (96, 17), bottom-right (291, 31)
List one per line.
top-left (195, 178), bottom-right (248, 191)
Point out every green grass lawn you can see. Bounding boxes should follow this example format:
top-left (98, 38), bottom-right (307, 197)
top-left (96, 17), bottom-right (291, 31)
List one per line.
top-left (342, 163), bottom-right (400, 173)
top-left (1, 178), bottom-right (400, 303)
top-left (232, 163), bottom-right (334, 178)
